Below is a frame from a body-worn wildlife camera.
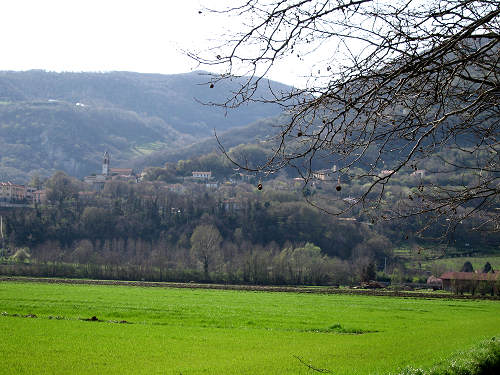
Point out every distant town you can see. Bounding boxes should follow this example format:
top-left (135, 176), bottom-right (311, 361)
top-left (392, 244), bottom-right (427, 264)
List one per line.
top-left (1, 150), bottom-right (429, 210)
top-left (0, 151), bottom-right (234, 206)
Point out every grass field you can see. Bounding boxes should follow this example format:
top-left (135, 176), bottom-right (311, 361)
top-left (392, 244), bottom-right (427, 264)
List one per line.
top-left (419, 256), bottom-right (500, 273)
top-left (0, 281), bottom-right (499, 375)
top-left (392, 245), bottom-right (500, 275)
top-left (131, 141), bottom-right (169, 156)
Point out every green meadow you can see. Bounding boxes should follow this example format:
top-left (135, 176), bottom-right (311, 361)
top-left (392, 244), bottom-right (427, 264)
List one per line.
top-left (421, 256), bottom-right (500, 272)
top-left (0, 281), bottom-right (499, 375)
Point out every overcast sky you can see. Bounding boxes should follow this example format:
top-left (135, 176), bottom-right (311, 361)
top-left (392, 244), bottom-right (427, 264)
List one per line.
top-left (0, 0), bottom-right (307, 86)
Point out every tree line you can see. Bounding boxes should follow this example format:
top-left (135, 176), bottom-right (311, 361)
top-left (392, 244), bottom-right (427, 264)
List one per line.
top-left (1, 171), bottom-right (497, 285)
top-left (1, 172), bottom-right (395, 284)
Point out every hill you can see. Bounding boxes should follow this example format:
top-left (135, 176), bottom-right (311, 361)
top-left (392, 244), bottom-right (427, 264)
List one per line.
top-left (0, 100), bottom-right (186, 180)
top-left (131, 116), bottom-right (282, 170)
top-left (0, 70), bottom-right (289, 182)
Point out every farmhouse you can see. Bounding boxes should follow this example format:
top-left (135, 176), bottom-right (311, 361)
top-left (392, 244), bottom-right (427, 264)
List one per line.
top-left (440, 271), bottom-right (499, 295)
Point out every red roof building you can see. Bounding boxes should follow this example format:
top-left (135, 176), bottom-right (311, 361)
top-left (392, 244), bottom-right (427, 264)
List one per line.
top-left (0, 182), bottom-right (26, 202)
top-left (440, 271), bottom-right (499, 295)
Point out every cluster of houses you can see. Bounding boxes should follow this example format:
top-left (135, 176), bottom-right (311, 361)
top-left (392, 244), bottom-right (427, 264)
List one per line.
top-left (312, 166), bottom-right (426, 181)
top-left (0, 182), bottom-right (45, 205)
top-left (84, 151), bottom-right (220, 192)
top-left (1, 152), bottom-right (223, 206)
top-left (3, 151), bottom-right (429, 207)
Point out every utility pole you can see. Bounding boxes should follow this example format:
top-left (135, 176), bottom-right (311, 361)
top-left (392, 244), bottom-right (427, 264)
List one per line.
top-left (0, 215), bottom-right (4, 259)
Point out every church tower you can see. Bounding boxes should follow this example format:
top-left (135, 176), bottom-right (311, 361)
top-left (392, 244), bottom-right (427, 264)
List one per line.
top-left (102, 151), bottom-right (110, 176)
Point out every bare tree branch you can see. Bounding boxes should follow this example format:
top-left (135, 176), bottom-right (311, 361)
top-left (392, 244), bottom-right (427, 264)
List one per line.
top-left (192, 0), bottom-right (500, 234)
top-left (293, 355), bottom-right (333, 373)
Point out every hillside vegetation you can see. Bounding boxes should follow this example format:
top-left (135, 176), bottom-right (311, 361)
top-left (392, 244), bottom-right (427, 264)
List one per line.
top-left (0, 70), bottom-right (287, 182)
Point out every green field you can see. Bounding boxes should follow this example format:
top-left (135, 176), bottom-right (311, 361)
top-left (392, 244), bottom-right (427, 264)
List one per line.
top-left (0, 281), bottom-right (499, 375)
top-left (392, 245), bottom-right (500, 275)
top-left (420, 256), bottom-right (500, 273)
top-left (132, 141), bottom-right (169, 156)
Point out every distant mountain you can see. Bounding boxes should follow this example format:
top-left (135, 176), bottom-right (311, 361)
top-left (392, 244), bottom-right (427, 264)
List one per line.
top-left (0, 100), bottom-right (185, 181)
top-left (0, 70), bottom-right (290, 182)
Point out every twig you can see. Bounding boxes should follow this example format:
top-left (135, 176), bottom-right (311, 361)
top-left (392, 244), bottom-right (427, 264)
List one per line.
top-left (293, 355), bottom-right (333, 373)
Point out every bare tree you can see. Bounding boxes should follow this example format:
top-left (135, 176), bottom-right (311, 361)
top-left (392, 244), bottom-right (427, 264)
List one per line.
top-left (192, 0), bottom-right (500, 233)
top-left (190, 224), bottom-right (222, 279)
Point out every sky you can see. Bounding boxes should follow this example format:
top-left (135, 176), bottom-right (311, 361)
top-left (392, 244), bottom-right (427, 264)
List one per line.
top-left (0, 0), bottom-right (306, 87)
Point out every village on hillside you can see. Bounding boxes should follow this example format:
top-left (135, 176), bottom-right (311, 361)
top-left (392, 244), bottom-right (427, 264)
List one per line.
top-left (0, 151), bottom-right (233, 206)
top-left (0, 150), bottom-right (346, 207)
top-left (3, 149), bottom-right (423, 208)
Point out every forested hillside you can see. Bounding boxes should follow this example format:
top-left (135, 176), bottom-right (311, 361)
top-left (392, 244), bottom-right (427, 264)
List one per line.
top-left (0, 100), bottom-right (187, 181)
top-left (2, 170), bottom-right (499, 285)
top-left (0, 70), bottom-right (287, 182)
top-left (132, 117), bottom-right (281, 170)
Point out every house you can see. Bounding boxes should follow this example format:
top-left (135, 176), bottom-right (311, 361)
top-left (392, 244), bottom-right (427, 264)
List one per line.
top-left (380, 170), bottom-right (395, 177)
top-left (238, 173), bottom-right (253, 182)
top-left (312, 170), bottom-right (329, 181)
top-left (343, 197), bottom-right (358, 204)
top-left (110, 168), bottom-right (136, 180)
top-left (192, 171), bottom-right (212, 180)
top-left (411, 169), bottom-right (426, 178)
top-left (440, 271), bottom-right (499, 295)
top-left (313, 166), bottom-right (339, 181)
top-left (83, 174), bottom-right (107, 192)
top-left (25, 186), bottom-right (37, 201)
top-left (0, 182), bottom-right (27, 202)
top-left (229, 173), bottom-right (254, 184)
top-left (0, 183), bottom-right (45, 204)
top-left (31, 189), bottom-right (47, 204)
top-left (205, 181), bottom-right (218, 189)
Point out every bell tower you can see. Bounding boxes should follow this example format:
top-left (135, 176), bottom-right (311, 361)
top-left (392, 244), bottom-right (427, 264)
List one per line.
top-left (102, 151), bottom-right (110, 176)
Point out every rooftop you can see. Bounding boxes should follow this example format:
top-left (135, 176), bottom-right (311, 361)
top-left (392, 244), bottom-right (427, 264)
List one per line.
top-left (440, 271), bottom-right (499, 281)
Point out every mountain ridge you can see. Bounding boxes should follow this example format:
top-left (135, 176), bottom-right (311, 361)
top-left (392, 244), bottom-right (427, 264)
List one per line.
top-left (0, 70), bottom-right (289, 182)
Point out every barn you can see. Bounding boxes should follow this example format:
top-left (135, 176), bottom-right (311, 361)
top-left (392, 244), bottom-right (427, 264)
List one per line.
top-left (440, 271), bottom-right (499, 295)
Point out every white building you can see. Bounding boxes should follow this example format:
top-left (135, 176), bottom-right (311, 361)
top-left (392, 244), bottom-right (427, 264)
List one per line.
top-left (192, 171), bottom-right (212, 180)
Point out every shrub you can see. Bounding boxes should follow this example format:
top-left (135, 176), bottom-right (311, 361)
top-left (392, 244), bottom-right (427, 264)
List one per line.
top-left (395, 337), bottom-right (500, 375)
